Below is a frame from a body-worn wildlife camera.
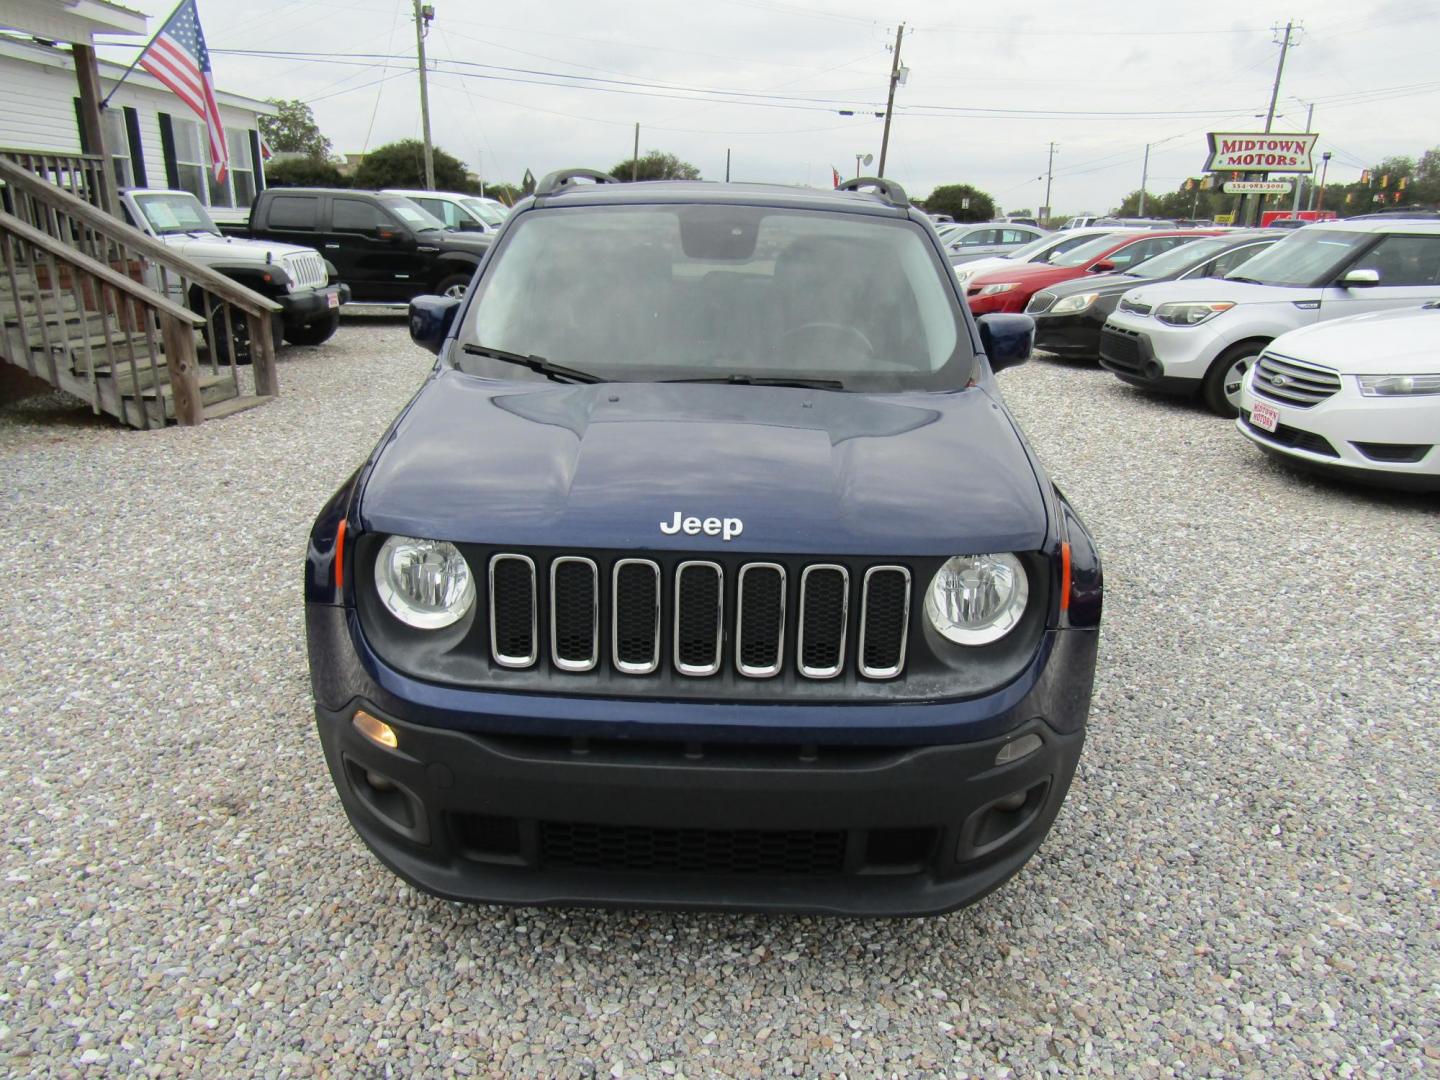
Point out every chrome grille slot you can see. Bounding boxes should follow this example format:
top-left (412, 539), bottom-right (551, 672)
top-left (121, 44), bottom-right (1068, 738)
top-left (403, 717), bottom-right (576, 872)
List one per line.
top-left (736, 563), bottom-right (786, 678)
top-left (489, 554), bottom-right (537, 667)
top-left (674, 561), bottom-right (723, 676)
top-left (550, 557), bottom-right (598, 671)
top-left (1252, 352), bottom-right (1342, 409)
top-left (1025, 292), bottom-right (1056, 315)
top-left (612, 559), bottom-right (660, 674)
top-left (798, 565), bottom-right (849, 679)
top-left (859, 566), bottom-right (911, 679)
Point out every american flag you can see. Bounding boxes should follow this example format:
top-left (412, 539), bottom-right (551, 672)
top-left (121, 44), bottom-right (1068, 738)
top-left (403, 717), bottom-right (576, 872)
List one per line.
top-left (138, 0), bottom-right (228, 182)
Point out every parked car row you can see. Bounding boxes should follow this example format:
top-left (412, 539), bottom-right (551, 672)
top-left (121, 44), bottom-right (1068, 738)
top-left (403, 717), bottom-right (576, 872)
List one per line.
top-left (989, 214), bottom-right (1440, 492)
top-left (936, 221), bottom-right (1049, 265)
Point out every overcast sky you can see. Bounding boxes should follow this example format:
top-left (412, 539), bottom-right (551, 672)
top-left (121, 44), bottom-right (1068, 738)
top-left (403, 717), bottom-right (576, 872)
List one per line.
top-left (96, 0), bottom-right (1440, 213)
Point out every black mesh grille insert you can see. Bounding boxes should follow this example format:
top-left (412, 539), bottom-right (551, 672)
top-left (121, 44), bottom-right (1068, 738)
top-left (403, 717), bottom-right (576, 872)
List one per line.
top-left (861, 569), bottom-right (909, 676)
top-left (540, 821), bottom-right (846, 875)
top-left (1099, 328), bottom-right (1142, 373)
top-left (552, 559), bottom-right (596, 666)
top-left (1353, 441), bottom-right (1430, 463)
top-left (675, 563), bottom-right (722, 672)
top-left (613, 561), bottom-right (659, 670)
top-left (490, 557), bottom-right (536, 662)
top-left (737, 565), bottom-right (784, 675)
top-left (800, 568), bottom-right (847, 674)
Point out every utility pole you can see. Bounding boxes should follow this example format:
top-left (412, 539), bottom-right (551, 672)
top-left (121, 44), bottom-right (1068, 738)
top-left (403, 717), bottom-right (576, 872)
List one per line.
top-left (1291, 101), bottom-right (1315, 213)
top-left (1042, 141), bottom-right (1057, 223)
top-left (725, 148), bottom-right (731, 182)
top-left (413, 0), bottom-right (435, 190)
top-left (1254, 20), bottom-right (1300, 224)
top-left (877, 23), bottom-right (905, 179)
top-left (1313, 150), bottom-right (1332, 212)
top-left (1138, 143), bottom-right (1150, 216)
top-left (632, 122), bottom-right (640, 181)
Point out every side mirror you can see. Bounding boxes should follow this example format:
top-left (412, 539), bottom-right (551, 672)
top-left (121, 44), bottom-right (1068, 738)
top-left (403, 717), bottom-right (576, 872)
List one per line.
top-left (1088, 259), bottom-right (1116, 273)
top-left (976, 313), bottom-right (1034, 373)
top-left (1340, 268), bottom-right (1380, 288)
top-left (408, 294), bottom-right (463, 355)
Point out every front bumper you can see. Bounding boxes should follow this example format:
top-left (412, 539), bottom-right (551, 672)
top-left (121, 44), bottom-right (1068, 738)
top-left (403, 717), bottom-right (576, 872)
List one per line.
top-left (277, 283), bottom-right (349, 328)
top-left (1098, 313), bottom-right (1228, 389)
top-left (1033, 308), bottom-right (1109, 357)
top-left (307, 604), bottom-right (1098, 916)
top-left (1237, 380), bottom-right (1440, 492)
top-left (966, 289), bottom-right (1031, 315)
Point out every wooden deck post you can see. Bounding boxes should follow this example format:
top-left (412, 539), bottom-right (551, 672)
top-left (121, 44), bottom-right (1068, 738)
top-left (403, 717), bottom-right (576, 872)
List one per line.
top-left (159, 313), bottom-right (204, 425)
top-left (247, 312), bottom-right (279, 397)
top-left (70, 45), bottom-right (116, 215)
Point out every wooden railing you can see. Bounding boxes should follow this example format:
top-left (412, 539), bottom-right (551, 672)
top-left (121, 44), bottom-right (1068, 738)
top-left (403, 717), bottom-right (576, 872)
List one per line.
top-left (1, 209), bottom-right (207, 426)
top-left (0, 153), bottom-right (283, 418)
top-left (0, 147), bottom-right (111, 215)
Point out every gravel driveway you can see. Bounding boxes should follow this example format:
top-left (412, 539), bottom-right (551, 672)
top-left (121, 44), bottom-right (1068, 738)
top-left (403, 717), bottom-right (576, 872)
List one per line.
top-left (2, 319), bottom-right (1435, 1077)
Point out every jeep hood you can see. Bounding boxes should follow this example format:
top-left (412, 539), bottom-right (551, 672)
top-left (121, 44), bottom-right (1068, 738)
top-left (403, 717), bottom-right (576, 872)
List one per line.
top-left (360, 371), bottom-right (1049, 556)
top-left (165, 232), bottom-right (318, 263)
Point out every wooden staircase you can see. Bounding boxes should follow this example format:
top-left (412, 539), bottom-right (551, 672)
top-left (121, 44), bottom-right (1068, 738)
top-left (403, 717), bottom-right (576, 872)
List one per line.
top-left (0, 150), bottom-right (282, 429)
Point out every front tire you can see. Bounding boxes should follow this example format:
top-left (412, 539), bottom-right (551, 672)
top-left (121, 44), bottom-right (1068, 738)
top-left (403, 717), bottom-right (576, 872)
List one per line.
top-left (284, 312), bottom-right (340, 347)
top-left (1202, 341), bottom-right (1267, 417)
top-left (435, 273), bottom-right (473, 301)
top-left (196, 295), bottom-right (284, 366)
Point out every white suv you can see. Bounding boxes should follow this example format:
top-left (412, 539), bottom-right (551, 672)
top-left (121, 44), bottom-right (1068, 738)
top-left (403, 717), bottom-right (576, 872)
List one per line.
top-left (380, 189), bottom-right (510, 235)
top-left (1098, 218), bottom-right (1440, 415)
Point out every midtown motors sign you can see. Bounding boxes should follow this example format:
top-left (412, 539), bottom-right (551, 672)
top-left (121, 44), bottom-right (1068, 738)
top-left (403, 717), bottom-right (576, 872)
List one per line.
top-left (1204, 132), bottom-right (1318, 173)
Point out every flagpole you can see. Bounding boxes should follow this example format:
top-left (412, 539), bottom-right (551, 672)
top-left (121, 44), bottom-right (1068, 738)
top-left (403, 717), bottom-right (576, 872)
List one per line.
top-left (100, 0), bottom-right (186, 108)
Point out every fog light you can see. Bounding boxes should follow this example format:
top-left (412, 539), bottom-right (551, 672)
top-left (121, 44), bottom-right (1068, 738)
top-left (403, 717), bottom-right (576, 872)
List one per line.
top-left (995, 732), bottom-right (1041, 765)
top-left (992, 790), bottom-right (1027, 812)
top-left (353, 710), bottom-right (398, 749)
top-left (365, 770), bottom-right (397, 792)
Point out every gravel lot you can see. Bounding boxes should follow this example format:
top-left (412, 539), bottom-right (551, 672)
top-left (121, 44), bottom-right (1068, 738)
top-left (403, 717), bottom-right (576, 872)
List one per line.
top-left (1, 317), bottom-right (1436, 1077)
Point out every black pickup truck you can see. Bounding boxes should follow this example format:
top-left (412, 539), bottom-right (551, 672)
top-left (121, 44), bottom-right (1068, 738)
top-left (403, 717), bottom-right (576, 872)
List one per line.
top-left (227, 188), bottom-right (493, 305)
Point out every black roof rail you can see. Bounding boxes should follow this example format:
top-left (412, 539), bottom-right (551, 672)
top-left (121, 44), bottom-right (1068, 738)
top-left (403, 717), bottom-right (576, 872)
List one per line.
top-left (836, 176), bottom-right (910, 209)
top-left (534, 168), bottom-right (619, 197)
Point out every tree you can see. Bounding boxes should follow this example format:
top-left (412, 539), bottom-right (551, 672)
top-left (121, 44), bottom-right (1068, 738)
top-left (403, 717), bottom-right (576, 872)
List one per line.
top-left (260, 99), bottom-right (333, 160)
top-left (482, 183), bottom-right (525, 206)
top-left (608, 150), bottom-right (701, 182)
top-left (919, 184), bottom-right (995, 223)
top-left (353, 140), bottom-right (473, 192)
top-left (263, 156), bottom-right (348, 188)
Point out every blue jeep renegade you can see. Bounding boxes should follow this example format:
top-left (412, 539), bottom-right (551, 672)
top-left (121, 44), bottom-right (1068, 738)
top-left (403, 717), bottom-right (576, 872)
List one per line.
top-left (305, 170), bottom-right (1103, 916)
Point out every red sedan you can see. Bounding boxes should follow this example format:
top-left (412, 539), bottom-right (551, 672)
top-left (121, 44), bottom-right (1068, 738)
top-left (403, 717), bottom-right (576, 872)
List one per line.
top-left (965, 229), bottom-right (1225, 314)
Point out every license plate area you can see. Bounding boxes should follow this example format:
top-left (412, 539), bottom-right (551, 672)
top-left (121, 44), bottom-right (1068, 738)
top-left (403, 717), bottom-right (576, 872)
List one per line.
top-left (1251, 401), bottom-right (1280, 432)
top-left (326, 290), bottom-right (340, 309)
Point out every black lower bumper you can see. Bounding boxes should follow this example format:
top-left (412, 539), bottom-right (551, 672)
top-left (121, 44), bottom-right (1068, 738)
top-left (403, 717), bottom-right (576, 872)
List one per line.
top-left (1098, 326), bottom-right (1195, 395)
top-left (277, 284), bottom-right (349, 329)
top-left (316, 703), bottom-right (1085, 917)
top-left (1034, 312), bottom-right (1105, 357)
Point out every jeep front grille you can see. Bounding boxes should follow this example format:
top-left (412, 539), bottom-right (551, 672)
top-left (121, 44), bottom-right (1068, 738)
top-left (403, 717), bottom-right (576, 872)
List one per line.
top-left (283, 251), bottom-right (329, 291)
top-left (487, 552), bottom-right (912, 681)
top-left (1251, 351), bottom-right (1341, 409)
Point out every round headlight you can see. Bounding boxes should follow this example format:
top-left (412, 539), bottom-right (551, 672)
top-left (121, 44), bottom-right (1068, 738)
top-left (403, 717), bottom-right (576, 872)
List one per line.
top-left (374, 535), bottom-right (475, 629)
top-left (924, 553), bottom-right (1029, 646)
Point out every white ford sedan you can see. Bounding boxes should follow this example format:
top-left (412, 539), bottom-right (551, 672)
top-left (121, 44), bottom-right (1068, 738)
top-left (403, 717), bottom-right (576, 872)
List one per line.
top-left (1236, 302), bottom-right (1440, 491)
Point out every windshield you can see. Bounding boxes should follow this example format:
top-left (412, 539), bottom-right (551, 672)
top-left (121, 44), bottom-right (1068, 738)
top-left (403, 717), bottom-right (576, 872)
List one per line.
top-left (1052, 234), bottom-right (1124, 268)
top-left (134, 192), bottom-right (219, 236)
top-left (1121, 237), bottom-right (1229, 279)
top-left (459, 205), bottom-right (970, 391)
top-left (379, 196), bottom-right (446, 230)
top-left (462, 198), bottom-right (508, 227)
top-left (1224, 229), bottom-right (1372, 287)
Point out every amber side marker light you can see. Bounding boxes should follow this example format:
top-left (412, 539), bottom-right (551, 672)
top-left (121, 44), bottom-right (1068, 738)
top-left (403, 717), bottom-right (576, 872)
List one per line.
top-left (1059, 542), bottom-right (1072, 614)
top-left (353, 710), bottom-right (398, 749)
top-left (334, 519), bottom-right (348, 590)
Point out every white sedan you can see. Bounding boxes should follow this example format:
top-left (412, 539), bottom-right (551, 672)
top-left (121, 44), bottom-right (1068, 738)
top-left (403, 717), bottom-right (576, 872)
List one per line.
top-left (1236, 302), bottom-right (1440, 491)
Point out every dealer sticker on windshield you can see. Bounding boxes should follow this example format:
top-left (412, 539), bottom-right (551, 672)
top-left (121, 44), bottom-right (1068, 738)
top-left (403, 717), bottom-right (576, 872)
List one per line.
top-left (1251, 401), bottom-right (1280, 433)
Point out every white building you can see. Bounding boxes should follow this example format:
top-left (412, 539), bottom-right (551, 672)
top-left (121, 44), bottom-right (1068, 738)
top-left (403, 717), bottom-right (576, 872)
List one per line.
top-left (0, 30), bottom-right (275, 222)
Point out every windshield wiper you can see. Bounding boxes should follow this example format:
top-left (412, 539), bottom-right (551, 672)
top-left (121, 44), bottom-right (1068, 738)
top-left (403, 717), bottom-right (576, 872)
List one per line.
top-left (1227, 275), bottom-right (1264, 285)
top-left (661, 374), bottom-right (845, 390)
top-left (460, 344), bottom-right (602, 384)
